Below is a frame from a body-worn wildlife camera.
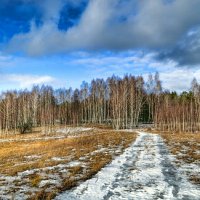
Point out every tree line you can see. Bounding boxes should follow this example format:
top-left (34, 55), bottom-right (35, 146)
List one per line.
top-left (0, 73), bottom-right (199, 134)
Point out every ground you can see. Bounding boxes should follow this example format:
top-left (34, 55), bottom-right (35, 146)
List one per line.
top-left (55, 132), bottom-right (200, 200)
top-left (0, 127), bottom-right (136, 199)
top-left (161, 132), bottom-right (200, 185)
top-left (0, 128), bottom-right (199, 200)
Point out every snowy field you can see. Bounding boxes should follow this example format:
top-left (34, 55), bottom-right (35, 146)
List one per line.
top-left (0, 129), bottom-right (199, 199)
top-left (56, 132), bottom-right (200, 200)
top-left (0, 128), bottom-right (136, 199)
top-left (0, 127), bottom-right (93, 143)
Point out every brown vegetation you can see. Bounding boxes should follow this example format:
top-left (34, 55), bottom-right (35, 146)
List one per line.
top-left (0, 129), bottom-right (136, 199)
top-left (0, 74), bottom-right (157, 135)
top-left (161, 132), bottom-right (200, 185)
top-left (1, 73), bottom-right (200, 134)
top-left (0, 73), bottom-right (200, 135)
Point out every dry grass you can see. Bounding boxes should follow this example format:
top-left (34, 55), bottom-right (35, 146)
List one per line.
top-left (82, 123), bottom-right (113, 129)
top-left (0, 126), bottom-right (43, 137)
top-left (29, 174), bottom-right (42, 187)
top-left (160, 132), bottom-right (200, 185)
top-left (0, 125), bottom-right (80, 139)
top-left (0, 128), bottom-right (136, 199)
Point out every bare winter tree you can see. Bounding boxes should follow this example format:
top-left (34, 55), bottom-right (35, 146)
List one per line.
top-left (0, 73), bottom-right (199, 135)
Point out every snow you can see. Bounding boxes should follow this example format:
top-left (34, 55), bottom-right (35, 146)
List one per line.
top-left (39, 179), bottom-right (60, 188)
top-left (67, 161), bottom-right (81, 167)
top-left (0, 136), bottom-right (66, 143)
top-left (56, 127), bottom-right (92, 135)
top-left (18, 169), bottom-right (39, 177)
top-left (0, 127), bottom-right (93, 143)
top-left (24, 155), bottom-right (41, 160)
top-left (90, 148), bottom-right (108, 156)
top-left (0, 158), bottom-right (83, 199)
top-left (0, 130), bottom-right (199, 199)
top-left (55, 132), bottom-right (200, 200)
top-left (51, 157), bottom-right (67, 161)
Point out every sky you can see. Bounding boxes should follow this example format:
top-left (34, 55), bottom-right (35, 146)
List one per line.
top-left (1, 0), bottom-right (200, 92)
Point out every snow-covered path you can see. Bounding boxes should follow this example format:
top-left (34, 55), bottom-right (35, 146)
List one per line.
top-left (55, 132), bottom-right (200, 200)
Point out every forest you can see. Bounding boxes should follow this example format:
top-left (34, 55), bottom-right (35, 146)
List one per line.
top-left (0, 72), bottom-right (200, 135)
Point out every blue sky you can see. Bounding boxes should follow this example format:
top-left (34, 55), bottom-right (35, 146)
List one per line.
top-left (1, 0), bottom-right (200, 92)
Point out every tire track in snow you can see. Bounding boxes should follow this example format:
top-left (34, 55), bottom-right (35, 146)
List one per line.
top-left (55, 132), bottom-right (200, 200)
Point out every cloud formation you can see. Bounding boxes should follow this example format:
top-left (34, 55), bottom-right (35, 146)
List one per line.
top-left (0, 49), bottom-right (199, 92)
top-left (1, 0), bottom-right (200, 66)
top-left (157, 28), bottom-right (200, 66)
top-left (0, 74), bottom-right (55, 89)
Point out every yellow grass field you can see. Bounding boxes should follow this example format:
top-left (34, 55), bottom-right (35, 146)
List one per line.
top-left (0, 128), bottom-right (137, 199)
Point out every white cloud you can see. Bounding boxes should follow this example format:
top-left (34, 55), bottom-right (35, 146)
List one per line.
top-left (0, 50), bottom-right (199, 93)
top-left (74, 51), bottom-right (200, 93)
top-left (0, 74), bottom-right (55, 89)
top-left (6, 0), bottom-right (200, 59)
top-left (66, 51), bottom-right (156, 78)
top-left (159, 68), bottom-right (200, 93)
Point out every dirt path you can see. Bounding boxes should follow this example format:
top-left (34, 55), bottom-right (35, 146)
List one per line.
top-left (55, 132), bottom-right (200, 200)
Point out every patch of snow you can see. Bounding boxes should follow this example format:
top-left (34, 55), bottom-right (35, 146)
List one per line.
top-left (56, 127), bottom-right (92, 135)
top-left (52, 157), bottom-right (66, 161)
top-left (90, 148), bottom-right (108, 156)
top-left (18, 169), bottom-right (39, 177)
top-left (24, 155), bottom-right (41, 160)
top-left (67, 161), bottom-right (81, 167)
top-left (55, 132), bottom-right (200, 200)
top-left (79, 156), bottom-right (86, 161)
top-left (60, 169), bottom-right (68, 173)
top-left (0, 136), bottom-right (66, 143)
top-left (117, 129), bottom-right (136, 132)
top-left (0, 127), bottom-right (93, 143)
top-left (195, 150), bottom-right (200, 155)
top-left (39, 179), bottom-right (60, 188)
